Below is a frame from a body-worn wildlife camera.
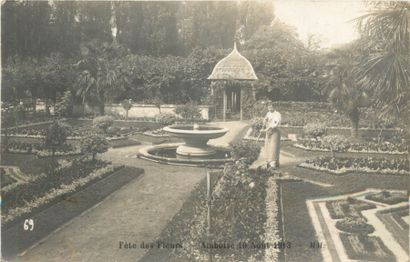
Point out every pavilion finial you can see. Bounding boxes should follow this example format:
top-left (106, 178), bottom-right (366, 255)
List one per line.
top-left (233, 42), bottom-right (237, 51)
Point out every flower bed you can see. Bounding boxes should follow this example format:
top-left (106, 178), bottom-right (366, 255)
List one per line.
top-left (0, 168), bottom-right (17, 188)
top-left (365, 191), bottom-right (407, 205)
top-left (1, 158), bottom-right (121, 225)
top-left (339, 233), bottom-right (394, 261)
top-left (5, 119), bottom-right (155, 140)
top-left (158, 161), bottom-right (274, 261)
top-left (264, 176), bottom-right (280, 262)
top-left (326, 198), bottom-right (376, 219)
top-left (294, 139), bottom-right (407, 155)
top-left (5, 141), bottom-right (81, 156)
top-left (336, 217), bottom-right (375, 234)
top-left (142, 128), bottom-right (170, 137)
top-left (299, 157), bottom-right (409, 175)
top-left (247, 101), bottom-right (397, 128)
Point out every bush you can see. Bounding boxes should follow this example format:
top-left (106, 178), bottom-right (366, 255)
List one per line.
top-left (250, 117), bottom-right (264, 132)
top-left (303, 122), bottom-right (327, 139)
top-left (80, 134), bottom-right (109, 160)
top-left (43, 121), bottom-right (71, 157)
top-left (93, 116), bottom-right (114, 133)
top-left (365, 191), bottom-right (407, 205)
top-left (336, 216), bottom-right (375, 234)
top-left (230, 140), bottom-right (261, 165)
top-left (322, 135), bottom-right (349, 157)
top-left (55, 91), bottom-right (74, 117)
top-left (175, 103), bottom-right (202, 121)
top-left (155, 113), bottom-right (177, 127)
top-left (301, 156), bottom-right (409, 175)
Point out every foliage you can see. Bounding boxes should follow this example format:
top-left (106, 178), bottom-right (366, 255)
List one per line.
top-left (244, 23), bottom-right (326, 102)
top-left (80, 134), bottom-right (109, 160)
top-left (155, 113), bottom-right (176, 127)
top-left (1, 158), bottom-right (111, 223)
top-left (75, 40), bottom-right (130, 115)
top-left (6, 141), bottom-right (79, 156)
top-left (250, 117), bottom-right (264, 132)
top-left (336, 217), bottom-right (375, 234)
top-left (324, 47), bottom-right (371, 137)
top-left (355, 2), bottom-right (410, 120)
top-left (160, 163), bottom-right (269, 261)
top-left (55, 90), bottom-right (74, 117)
top-left (303, 123), bottom-right (327, 139)
top-left (1, 104), bottom-right (16, 152)
top-left (322, 135), bottom-right (349, 157)
top-left (121, 99), bottom-right (132, 111)
top-left (365, 191), bottom-right (407, 205)
top-left (121, 99), bottom-right (133, 119)
top-left (174, 102), bottom-right (202, 121)
top-left (43, 121), bottom-right (70, 156)
top-left (301, 156), bottom-right (409, 175)
top-left (296, 139), bottom-right (407, 154)
top-left (230, 140), bottom-right (261, 165)
top-left (92, 115), bottom-right (114, 133)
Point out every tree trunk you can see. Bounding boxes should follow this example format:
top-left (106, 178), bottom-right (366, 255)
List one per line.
top-left (45, 99), bottom-right (50, 116)
top-left (92, 153), bottom-right (96, 161)
top-left (99, 91), bottom-right (105, 115)
top-left (126, 110), bottom-right (129, 120)
top-left (348, 108), bottom-right (360, 138)
top-left (98, 103), bottom-right (105, 116)
top-left (52, 149), bottom-right (56, 174)
top-left (4, 128), bottom-right (9, 152)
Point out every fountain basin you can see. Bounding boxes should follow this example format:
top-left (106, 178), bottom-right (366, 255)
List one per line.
top-left (163, 125), bottom-right (229, 157)
top-left (138, 143), bottom-right (232, 167)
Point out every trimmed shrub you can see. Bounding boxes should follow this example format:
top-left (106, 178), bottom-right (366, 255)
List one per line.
top-left (43, 121), bottom-right (71, 157)
top-left (230, 140), bottom-right (261, 165)
top-left (175, 103), bottom-right (202, 121)
top-left (93, 116), bottom-right (114, 133)
top-left (322, 135), bottom-right (349, 157)
top-left (336, 216), bottom-right (375, 235)
top-left (303, 122), bottom-right (327, 139)
top-left (155, 113), bottom-right (177, 127)
top-left (80, 134), bottom-right (109, 160)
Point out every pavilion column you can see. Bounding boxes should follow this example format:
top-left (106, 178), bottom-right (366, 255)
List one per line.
top-left (240, 88), bottom-right (243, 121)
top-left (252, 83), bottom-right (256, 100)
top-left (223, 88), bottom-right (227, 122)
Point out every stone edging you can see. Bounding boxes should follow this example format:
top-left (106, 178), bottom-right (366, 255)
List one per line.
top-left (298, 162), bottom-right (409, 176)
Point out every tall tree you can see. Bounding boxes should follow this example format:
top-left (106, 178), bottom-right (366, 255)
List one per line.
top-left (74, 40), bottom-right (129, 115)
top-left (325, 47), bottom-right (369, 138)
top-left (1, 0), bottom-right (52, 60)
top-left (355, 2), bottom-right (410, 120)
top-left (49, 1), bottom-right (81, 57)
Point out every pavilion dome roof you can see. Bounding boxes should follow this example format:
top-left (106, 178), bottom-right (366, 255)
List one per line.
top-left (208, 43), bottom-right (257, 80)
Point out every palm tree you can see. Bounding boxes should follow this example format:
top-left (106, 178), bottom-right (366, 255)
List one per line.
top-left (325, 47), bottom-right (368, 138)
top-left (74, 40), bottom-right (129, 115)
top-left (355, 2), bottom-right (410, 169)
top-left (355, 2), bottom-right (410, 120)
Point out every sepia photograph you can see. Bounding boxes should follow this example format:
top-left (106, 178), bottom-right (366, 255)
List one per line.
top-left (1, 0), bottom-right (409, 261)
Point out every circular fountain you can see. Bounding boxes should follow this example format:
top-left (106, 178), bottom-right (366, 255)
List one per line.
top-left (138, 124), bottom-right (232, 166)
top-left (163, 124), bottom-right (228, 157)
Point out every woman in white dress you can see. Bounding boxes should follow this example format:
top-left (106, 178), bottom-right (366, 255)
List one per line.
top-left (262, 104), bottom-right (281, 168)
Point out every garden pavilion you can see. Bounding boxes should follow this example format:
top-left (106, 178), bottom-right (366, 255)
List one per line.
top-left (208, 43), bottom-right (257, 121)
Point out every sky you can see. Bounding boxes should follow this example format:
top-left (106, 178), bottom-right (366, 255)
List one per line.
top-left (273, 0), bottom-right (367, 49)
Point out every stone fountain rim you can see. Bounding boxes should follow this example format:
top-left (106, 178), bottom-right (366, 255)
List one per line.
top-left (138, 143), bottom-right (232, 167)
top-left (163, 125), bottom-right (229, 135)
